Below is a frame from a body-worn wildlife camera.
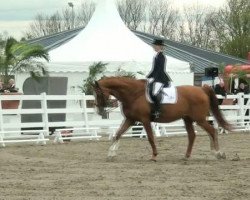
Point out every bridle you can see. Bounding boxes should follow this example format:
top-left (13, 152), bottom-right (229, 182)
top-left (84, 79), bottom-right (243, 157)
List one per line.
top-left (93, 81), bottom-right (118, 113)
top-left (94, 81), bottom-right (108, 108)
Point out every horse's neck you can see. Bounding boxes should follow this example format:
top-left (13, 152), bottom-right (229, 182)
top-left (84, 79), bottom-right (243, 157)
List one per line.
top-left (104, 79), bottom-right (144, 103)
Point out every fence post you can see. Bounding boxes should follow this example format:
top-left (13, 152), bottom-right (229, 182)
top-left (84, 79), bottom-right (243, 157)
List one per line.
top-left (82, 93), bottom-right (89, 128)
top-left (0, 96), bottom-right (4, 134)
top-left (154, 123), bottom-right (161, 137)
top-left (245, 95), bottom-right (250, 125)
top-left (0, 96), bottom-right (5, 147)
top-left (237, 92), bottom-right (245, 126)
top-left (41, 93), bottom-right (49, 136)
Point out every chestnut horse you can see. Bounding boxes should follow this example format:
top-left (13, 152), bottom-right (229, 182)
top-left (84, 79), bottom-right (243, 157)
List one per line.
top-left (92, 77), bottom-right (231, 161)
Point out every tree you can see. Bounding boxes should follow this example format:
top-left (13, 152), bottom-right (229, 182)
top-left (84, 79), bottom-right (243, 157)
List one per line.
top-left (118, 0), bottom-right (146, 30)
top-left (147, 0), bottom-right (164, 35)
top-left (24, 1), bottom-right (96, 39)
top-left (146, 0), bottom-right (179, 40)
top-left (78, 62), bottom-right (107, 95)
top-left (76, 1), bottom-right (96, 28)
top-left (0, 37), bottom-right (49, 83)
top-left (211, 0), bottom-right (250, 58)
top-left (178, 4), bottom-right (217, 49)
top-left (0, 31), bottom-right (9, 50)
top-left (24, 13), bottom-right (62, 39)
top-left (0, 35), bottom-right (6, 50)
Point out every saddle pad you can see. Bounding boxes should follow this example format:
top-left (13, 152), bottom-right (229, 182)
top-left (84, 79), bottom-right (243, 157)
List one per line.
top-left (146, 85), bottom-right (178, 104)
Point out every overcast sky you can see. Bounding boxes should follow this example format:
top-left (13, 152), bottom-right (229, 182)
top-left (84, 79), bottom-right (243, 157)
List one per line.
top-left (0, 0), bottom-right (227, 39)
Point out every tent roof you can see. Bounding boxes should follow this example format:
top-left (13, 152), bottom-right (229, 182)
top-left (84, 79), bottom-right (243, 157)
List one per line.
top-left (47, 0), bottom-right (190, 73)
top-left (49, 0), bottom-right (154, 63)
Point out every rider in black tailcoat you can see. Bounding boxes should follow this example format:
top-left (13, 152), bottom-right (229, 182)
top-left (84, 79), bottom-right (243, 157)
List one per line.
top-left (146, 39), bottom-right (171, 119)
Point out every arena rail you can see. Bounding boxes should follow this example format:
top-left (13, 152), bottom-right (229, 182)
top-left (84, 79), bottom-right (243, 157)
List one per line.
top-left (0, 92), bottom-right (249, 146)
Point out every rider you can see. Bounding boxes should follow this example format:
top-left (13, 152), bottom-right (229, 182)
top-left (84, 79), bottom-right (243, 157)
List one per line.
top-left (146, 39), bottom-right (171, 119)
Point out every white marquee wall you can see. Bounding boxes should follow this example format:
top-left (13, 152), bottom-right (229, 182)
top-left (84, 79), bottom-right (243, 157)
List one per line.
top-left (15, 70), bottom-right (194, 94)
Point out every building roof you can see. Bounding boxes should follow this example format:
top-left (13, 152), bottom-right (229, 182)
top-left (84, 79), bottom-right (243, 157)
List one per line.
top-left (134, 31), bottom-right (249, 74)
top-left (28, 27), bottom-right (249, 74)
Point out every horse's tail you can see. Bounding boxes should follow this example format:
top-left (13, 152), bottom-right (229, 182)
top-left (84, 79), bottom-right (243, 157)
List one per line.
top-left (202, 85), bottom-right (232, 131)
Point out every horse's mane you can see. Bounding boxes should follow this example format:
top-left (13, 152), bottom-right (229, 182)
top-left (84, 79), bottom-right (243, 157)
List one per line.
top-left (99, 76), bottom-right (146, 96)
top-left (100, 76), bottom-right (146, 86)
top-left (101, 76), bottom-right (140, 81)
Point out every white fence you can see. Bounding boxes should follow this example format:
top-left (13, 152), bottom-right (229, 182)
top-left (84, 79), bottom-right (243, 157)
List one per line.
top-left (0, 93), bottom-right (249, 146)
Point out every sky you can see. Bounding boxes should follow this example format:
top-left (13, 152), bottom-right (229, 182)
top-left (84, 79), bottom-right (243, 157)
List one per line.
top-left (0, 0), bottom-right (227, 39)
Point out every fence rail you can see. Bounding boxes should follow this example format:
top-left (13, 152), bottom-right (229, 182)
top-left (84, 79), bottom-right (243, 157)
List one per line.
top-left (0, 92), bottom-right (249, 146)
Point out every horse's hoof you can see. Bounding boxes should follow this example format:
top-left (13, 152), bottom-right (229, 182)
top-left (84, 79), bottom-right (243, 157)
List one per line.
top-left (221, 152), bottom-right (226, 159)
top-left (108, 149), bottom-right (117, 157)
top-left (182, 156), bottom-right (190, 161)
top-left (107, 156), bottom-right (116, 162)
top-left (150, 156), bottom-right (157, 162)
top-left (215, 151), bottom-right (226, 160)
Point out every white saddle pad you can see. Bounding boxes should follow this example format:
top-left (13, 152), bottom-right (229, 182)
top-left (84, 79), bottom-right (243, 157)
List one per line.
top-left (146, 85), bottom-right (178, 104)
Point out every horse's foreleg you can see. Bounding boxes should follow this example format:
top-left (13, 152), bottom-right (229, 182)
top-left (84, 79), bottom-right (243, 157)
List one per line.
top-left (143, 122), bottom-right (157, 161)
top-left (183, 117), bottom-right (196, 159)
top-left (108, 118), bottom-right (134, 158)
top-left (113, 118), bottom-right (134, 141)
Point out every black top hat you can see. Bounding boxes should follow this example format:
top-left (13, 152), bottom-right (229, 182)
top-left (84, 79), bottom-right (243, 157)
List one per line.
top-left (152, 39), bottom-right (165, 46)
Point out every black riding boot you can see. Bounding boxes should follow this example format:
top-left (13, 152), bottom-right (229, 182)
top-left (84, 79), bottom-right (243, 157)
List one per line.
top-left (152, 92), bottom-right (162, 119)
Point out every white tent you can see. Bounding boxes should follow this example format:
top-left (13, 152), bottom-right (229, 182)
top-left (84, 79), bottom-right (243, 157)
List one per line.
top-left (16, 0), bottom-right (193, 93)
top-left (47, 0), bottom-right (191, 74)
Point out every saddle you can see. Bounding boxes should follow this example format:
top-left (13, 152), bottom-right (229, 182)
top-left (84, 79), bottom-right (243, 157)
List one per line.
top-left (146, 85), bottom-right (177, 120)
top-left (146, 85), bottom-right (177, 104)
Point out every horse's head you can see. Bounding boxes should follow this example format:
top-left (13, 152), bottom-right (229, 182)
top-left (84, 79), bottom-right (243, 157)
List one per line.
top-left (92, 80), bottom-right (110, 116)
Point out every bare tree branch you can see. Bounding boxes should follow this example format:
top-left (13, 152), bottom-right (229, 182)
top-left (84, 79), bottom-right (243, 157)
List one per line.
top-left (24, 1), bottom-right (95, 39)
top-left (179, 4), bottom-right (216, 48)
top-left (146, 0), bottom-right (179, 39)
top-left (117, 0), bottom-right (146, 30)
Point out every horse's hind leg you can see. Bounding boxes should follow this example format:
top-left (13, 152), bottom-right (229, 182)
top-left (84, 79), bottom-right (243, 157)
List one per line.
top-left (183, 117), bottom-right (196, 158)
top-left (143, 122), bottom-right (157, 161)
top-left (197, 120), bottom-right (226, 159)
